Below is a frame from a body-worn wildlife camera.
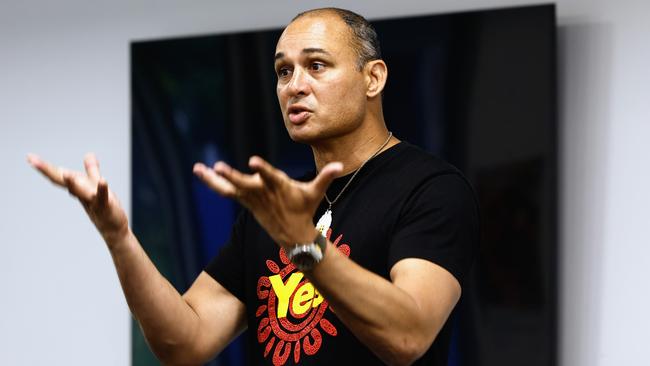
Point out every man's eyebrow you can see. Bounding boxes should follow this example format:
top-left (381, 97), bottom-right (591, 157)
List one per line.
top-left (274, 48), bottom-right (331, 61)
top-left (302, 47), bottom-right (331, 56)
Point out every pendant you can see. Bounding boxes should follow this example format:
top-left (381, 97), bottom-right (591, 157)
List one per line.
top-left (315, 209), bottom-right (332, 237)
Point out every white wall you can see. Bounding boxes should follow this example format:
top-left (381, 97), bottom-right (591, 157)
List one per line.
top-left (1, 0), bottom-right (648, 365)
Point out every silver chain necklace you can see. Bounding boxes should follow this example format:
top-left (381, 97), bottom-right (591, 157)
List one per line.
top-left (315, 131), bottom-right (393, 236)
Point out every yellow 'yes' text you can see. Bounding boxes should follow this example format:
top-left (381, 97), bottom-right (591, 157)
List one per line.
top-left (269, 273), bottom-right (325, 318)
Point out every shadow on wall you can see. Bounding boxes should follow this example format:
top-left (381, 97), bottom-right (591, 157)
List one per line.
top-left (557, 20), bottom-right (612, 366)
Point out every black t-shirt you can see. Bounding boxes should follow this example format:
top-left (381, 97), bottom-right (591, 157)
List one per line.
top-left (205, 141), bottom-right (479, 365)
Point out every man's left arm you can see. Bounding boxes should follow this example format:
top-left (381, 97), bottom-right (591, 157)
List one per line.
top-left (306, 240), bottom-right (460, 366)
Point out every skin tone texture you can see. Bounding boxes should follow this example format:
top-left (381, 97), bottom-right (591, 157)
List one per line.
top-left (29, 10), bottom-right (461, 366)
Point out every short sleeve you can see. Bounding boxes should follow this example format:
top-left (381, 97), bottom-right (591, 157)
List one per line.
top-left (388, 173), bottom-right (479, 287)
top-left (204, 210), bottom-right (248, 303)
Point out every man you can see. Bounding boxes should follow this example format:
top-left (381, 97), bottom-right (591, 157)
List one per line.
top-left (29, 8), bottom-right (478, 366)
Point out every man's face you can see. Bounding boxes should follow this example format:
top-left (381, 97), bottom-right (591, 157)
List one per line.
top-left (275, 14), bottom-right (369, 143)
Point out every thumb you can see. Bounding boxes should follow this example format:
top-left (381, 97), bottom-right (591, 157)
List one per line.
top-left (311, 162), bottom-right (343, 196)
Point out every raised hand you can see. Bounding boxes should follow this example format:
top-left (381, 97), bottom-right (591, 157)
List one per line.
top-left (27, 153), bottom-right (129, 245)
top-left (193, 156), bottom-right (342, 247)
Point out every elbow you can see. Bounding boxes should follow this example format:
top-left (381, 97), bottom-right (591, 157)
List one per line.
top-left (383, 335), bottom-right (430, 366)
top-left (155, 349), bottom-right (204, 366)
top-left (148, 338), bottom-right (206, 366)
top-left (149, 344), bottom-right (187, 366)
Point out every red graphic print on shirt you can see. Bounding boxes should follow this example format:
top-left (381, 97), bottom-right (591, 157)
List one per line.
top-left (256, 229), bottom-right (350, 366)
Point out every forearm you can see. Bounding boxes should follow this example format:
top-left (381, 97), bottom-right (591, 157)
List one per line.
top-left (28, 154), bottom-right (220, 364)
top-left (106, 229), bottom-right (202, 364)
top-left (304, 243), bottom-right (434, 365)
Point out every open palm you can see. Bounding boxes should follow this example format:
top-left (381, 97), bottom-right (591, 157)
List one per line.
top-left (193, 156), bottom-right (342, 247)
top-left (28, 153), bottom-right (129, 244)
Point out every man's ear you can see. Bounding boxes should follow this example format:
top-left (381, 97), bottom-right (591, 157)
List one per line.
top-left (365, 60), bottom-right (388, 98)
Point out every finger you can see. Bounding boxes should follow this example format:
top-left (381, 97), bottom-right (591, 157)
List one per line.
top-left (194, 162), bottom-right (238, 197)
top-left (311, 162), bottom-right (344, 196)
top-left (84, 153), bottom-right (101, 182)
top-left (27, 153), bottom-right (67, 186)
top-left (97, 178), bottom-right (109, 207)
top-left (193, 162), bottom-right (208, 177)
top-left (248, 156), bottom-right (286, 188)
top-left (63, 172), bottom-right (96, 203)
top-left (213, 161), bottom-right (259, 190)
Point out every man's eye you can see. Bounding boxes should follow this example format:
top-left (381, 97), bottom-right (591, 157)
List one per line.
top-left (277, 67), bottom-right (291, 78)
top-left (310, 62), bottom-right (325, 71)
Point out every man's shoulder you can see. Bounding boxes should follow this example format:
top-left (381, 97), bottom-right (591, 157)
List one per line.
top-left (378, 142), bottom-right (477, 211)
top-left (384, 141), bottom-right (462, 180)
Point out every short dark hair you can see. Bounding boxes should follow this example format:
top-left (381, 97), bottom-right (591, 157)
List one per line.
top-left (291, 8), bottom-right (382, 70)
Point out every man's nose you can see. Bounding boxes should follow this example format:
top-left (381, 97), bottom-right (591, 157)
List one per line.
top-left (286, 68), bottom-right (310, 96)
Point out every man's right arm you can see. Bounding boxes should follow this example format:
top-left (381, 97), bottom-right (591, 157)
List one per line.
top-left (28, 153), bottom-right (245, 365)
top-left (108, 229), bottom-right (246, 365)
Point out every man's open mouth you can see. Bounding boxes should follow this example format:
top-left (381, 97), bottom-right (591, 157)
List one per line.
top-left (287, 105), bottom-right (312, 124)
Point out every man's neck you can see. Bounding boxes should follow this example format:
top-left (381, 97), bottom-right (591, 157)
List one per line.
top-left (311, 124), bottom-right (399, 176)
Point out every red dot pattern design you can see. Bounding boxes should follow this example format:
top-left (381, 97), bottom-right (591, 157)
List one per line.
top-left (256, 229), bottom-right (350, 365)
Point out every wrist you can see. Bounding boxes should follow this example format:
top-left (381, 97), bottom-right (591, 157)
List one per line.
top-left (287, 230), bottom-right (327, 272)
top-left (295, 226), bottom-right (320, 244)
top-left (103, 225), bottom-right (133, 251)
top-left (281, 222), bottom-right (319, 249)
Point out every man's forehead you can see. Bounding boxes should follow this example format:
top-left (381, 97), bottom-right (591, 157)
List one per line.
top-left (275, 14), bottom-right (349, 55)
